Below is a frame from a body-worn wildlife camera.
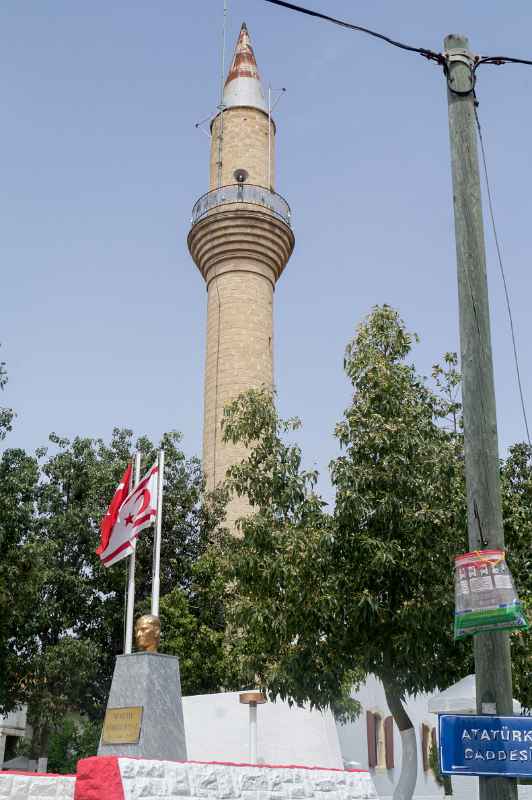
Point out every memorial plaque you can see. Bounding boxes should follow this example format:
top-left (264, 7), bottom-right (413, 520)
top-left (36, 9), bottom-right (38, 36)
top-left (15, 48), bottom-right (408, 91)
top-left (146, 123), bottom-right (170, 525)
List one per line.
top-left (102, 706), bottom-right (143, 745)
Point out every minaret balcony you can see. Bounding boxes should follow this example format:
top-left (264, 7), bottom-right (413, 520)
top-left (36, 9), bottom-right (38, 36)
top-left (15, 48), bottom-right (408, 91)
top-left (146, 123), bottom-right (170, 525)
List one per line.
top-left (190, 183), bottom-right (291, 228)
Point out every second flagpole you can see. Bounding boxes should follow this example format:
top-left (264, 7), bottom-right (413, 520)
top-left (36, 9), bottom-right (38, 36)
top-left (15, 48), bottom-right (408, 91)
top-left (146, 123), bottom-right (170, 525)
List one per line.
top-left (151, 449), bottom-right (165, 617)
top-left (124, 451), bottom-right (141, 654)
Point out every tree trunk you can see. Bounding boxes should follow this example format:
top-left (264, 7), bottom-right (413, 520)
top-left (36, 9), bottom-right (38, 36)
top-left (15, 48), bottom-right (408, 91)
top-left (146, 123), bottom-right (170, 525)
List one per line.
top-left (29, 718), bottom-right (49, 763)
top-left (382, 677), bottom-right (417, 800)
top-left (39, 724), bottom-right (49, 762)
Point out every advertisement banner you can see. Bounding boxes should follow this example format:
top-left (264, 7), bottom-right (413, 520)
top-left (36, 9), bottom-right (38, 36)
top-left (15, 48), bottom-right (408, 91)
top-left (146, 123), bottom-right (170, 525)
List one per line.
top-left (454, 550), bottom-right (528, 639)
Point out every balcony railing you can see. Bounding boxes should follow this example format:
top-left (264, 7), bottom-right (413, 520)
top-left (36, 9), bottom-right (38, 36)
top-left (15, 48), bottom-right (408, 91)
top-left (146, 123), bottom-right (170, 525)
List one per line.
top-left (190, 183), bottom-right (291, 227)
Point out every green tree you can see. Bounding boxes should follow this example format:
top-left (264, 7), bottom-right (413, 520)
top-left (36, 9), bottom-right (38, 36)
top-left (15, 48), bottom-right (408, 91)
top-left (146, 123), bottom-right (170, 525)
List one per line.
top-left (220, 307), bottom-right (473, 797)
top-left (220, 306), bottom-right (530, 797)
top-left (220, 388), bottom-right (361, 721)
top-left (0, 352), bottom-right (41, 714)
top-left (0, 348), bottom-right (14, 440)
top-left (159, 534), bottom-right (241, 695)
top-left (5, 427), bottom-right (227, 758)
top-left (500, 442), bottom-right (532, 712)
top-left (330, 306), bottom-right (471, 793)
top-left (17, 715), bottom-right (102, 774)
top-left (23, 640), bottom-right (102, 760)
top-left (0, 448), bottom-right (40, 713)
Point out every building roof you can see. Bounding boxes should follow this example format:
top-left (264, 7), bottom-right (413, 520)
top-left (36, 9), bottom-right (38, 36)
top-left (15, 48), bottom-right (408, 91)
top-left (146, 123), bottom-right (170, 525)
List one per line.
top-left (427, 674), bottom-right (522, 714)
top-left (223, 22), bottom-right (268, 113)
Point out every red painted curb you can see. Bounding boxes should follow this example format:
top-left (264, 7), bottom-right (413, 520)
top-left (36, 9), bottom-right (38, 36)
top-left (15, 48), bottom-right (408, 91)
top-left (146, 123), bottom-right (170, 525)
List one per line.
top-left (75, 756), bottom-right (124, 800)
top-left (177, 759), bottom-right (368, 773)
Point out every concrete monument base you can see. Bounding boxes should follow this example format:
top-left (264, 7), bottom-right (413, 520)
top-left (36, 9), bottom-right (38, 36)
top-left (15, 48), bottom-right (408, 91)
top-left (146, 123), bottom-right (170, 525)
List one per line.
top-left (98, 652), bottom-right (187, 761)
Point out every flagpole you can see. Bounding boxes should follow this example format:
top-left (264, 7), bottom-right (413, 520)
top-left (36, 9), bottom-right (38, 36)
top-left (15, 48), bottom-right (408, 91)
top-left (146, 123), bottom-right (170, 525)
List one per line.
top-left (124, 451), bottom-right (141, 654)
top-left (151, 449), bottom-right (164, 617)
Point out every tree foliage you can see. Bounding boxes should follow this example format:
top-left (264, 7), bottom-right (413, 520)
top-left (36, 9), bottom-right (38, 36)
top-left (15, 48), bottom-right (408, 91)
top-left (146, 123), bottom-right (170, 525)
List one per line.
top-left (500, 443), bottom-right (532, 712)
top-left (220, 305), bottom-right (530, 735)
top-left (17, 716), bottom-right (101, 775)
top-left (0, 448), bottom-right (40, 713)
top-left (46, 717), bottom-right (102, 774)
top-left (221, 389), bottom-right (361, 722)
top-left (159, 540), bottom-right (240, 695)
top-left (0, 348), bottom-right (14, 441)
top-left (330, 307), bottom-right (471, 719)
top-left (2, 304), bottom-right (530, 771)
top-left (1, 425), bottom-right (230, 756)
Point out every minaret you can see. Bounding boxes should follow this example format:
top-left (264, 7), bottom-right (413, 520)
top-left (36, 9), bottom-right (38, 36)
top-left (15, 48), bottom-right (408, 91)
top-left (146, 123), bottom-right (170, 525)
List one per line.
top-left (188, 23), bottom-right (294, 528)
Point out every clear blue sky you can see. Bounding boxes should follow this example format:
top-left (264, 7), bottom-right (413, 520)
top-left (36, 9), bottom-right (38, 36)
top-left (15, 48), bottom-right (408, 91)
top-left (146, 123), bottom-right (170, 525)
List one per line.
top-left (3, 1), bottom-right (532, 493)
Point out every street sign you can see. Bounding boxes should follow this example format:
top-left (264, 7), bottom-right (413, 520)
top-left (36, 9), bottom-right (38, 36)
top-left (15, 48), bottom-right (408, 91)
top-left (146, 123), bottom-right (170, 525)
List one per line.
top-left (439, 714), bottom-right (532, 778)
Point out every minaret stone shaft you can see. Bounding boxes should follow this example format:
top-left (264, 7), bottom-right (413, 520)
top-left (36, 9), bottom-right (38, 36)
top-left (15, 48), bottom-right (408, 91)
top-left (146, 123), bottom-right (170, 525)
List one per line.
top-left (188, 23), bottom-right (294, 530)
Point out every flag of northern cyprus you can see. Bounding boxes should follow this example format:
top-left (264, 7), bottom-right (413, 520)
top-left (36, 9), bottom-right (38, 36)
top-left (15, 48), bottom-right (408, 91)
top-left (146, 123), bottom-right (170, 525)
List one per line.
top-left (97, 462), bottom-right (159, 567)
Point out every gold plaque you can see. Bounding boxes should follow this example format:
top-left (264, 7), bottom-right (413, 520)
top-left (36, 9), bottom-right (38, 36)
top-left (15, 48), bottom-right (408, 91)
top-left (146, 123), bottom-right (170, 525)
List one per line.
top-left (102, 706), bottom-right (143, 745)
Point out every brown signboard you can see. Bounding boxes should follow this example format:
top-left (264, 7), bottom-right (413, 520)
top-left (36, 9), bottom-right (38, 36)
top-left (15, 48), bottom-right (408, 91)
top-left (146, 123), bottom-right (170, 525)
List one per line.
top-left (102, 706), bottom-right (143, 745)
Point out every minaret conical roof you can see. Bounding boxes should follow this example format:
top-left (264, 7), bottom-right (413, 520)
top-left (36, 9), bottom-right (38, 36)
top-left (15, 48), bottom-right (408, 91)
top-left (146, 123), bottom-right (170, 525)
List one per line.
top-left (222, 22), bottom-right (268, 113)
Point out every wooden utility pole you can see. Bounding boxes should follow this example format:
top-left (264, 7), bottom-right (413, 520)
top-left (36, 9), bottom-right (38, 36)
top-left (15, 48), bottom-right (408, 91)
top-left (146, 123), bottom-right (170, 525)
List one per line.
top-left (444, 34), bottom-right (517, 800)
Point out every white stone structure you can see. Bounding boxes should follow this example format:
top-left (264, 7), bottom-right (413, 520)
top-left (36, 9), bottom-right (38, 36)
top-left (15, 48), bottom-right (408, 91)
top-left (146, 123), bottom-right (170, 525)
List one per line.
top-left (0, 707), bottom-right (28, 769)
top-left (0, 772), bottom-right (75, 799)
top-left (182, 692), bottom-right (343, 768)
top-left (75, 758), bottom-right (377, 800)
top-left (119, 760), bottom-right (377, 800)
top-left (0, 760), bottom-right (376, 800)
top-left (339, 674), bottom-right (532, 800)
top-left (428, 674), bottom-right (522, 715)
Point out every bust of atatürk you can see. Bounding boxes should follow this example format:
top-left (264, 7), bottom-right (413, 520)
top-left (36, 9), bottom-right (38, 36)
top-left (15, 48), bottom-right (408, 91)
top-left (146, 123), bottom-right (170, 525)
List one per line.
top-left (134, 614), bottom-right (161, 653)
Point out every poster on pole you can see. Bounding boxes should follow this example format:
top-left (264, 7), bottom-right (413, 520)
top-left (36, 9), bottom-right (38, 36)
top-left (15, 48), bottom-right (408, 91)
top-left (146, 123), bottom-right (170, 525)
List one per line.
top-left (454, 550), bottom-right (528, 639)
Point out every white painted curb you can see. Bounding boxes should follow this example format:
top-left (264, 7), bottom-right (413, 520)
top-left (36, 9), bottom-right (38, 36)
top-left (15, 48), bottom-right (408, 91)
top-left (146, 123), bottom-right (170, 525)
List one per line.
top-left (118, 760), bottom-right (379, 800)
top-left (0, 771), bottom-right (75, 799)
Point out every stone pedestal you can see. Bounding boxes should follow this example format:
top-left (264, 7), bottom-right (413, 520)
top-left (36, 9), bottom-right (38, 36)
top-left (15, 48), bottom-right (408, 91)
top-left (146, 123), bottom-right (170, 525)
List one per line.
top-left (98, 652), bottom-right (187, 761)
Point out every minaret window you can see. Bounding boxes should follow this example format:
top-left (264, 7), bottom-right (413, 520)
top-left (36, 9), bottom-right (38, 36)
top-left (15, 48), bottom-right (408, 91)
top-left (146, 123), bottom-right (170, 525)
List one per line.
top-left (421, 722), bottom-right (431, 771)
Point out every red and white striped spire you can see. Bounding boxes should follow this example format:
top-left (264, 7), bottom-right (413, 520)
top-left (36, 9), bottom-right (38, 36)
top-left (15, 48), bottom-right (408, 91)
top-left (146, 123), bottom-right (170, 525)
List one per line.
top-left (223, 22), bottom-right (267, 113)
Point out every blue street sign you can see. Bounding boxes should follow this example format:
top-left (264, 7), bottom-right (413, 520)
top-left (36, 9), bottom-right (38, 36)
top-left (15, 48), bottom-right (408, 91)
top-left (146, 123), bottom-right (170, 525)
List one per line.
top-left (439, 714), bottom-right (532, 778)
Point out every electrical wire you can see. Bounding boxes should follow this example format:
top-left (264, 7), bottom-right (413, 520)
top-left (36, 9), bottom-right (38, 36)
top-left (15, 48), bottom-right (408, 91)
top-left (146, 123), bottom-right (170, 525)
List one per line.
top-left (474, 107), bottom-right (532, 448)
top-left (213, 0), bottom-right (228, 486)
top-left (260, 0), bottom-right (532, 447)
top-left (476, 55), bottom-right (532, 70)
top-left (261, 0), bottom-right (444, 64)
top-left (262, 0), bottom-right (532, 76)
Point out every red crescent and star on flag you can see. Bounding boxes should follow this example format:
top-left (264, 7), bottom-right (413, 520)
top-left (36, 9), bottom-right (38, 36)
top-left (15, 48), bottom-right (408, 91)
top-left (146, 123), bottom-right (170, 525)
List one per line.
top-left (96, 461), bottom-right (159, 567)
top-left (125, 485), bottom-right (151, 526)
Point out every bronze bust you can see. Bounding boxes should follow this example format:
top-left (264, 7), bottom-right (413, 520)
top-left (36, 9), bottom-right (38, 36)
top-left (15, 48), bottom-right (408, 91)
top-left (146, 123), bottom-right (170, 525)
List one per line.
top-left (134, 614), bottom-right (161, 653)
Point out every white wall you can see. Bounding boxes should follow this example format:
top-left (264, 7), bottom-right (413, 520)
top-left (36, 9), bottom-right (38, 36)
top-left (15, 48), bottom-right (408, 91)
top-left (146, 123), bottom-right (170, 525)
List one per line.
top-left (337, 675), bottom-right (532, 800)
top-left (0, 707), bottom-right (29, 770)
top-left (338, 675), bottom-right (445, 800)
top-left (0, 707), bottom-right (27, 737)
top-left (182, 691), bottom-right (343, 769)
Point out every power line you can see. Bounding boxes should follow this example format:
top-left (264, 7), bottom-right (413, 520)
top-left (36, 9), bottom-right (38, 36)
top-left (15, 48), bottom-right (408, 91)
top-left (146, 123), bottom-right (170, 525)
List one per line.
top-left (474, 107), bottom-right (531, 448)
top-left (261, 0), bottom-right (532, 75)
top-left (261, 0), bottom-right (532, 447)
top-left (476, 55), bottom-right (532, 70)
top-left (261, 0), bottom-right (444, 64)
